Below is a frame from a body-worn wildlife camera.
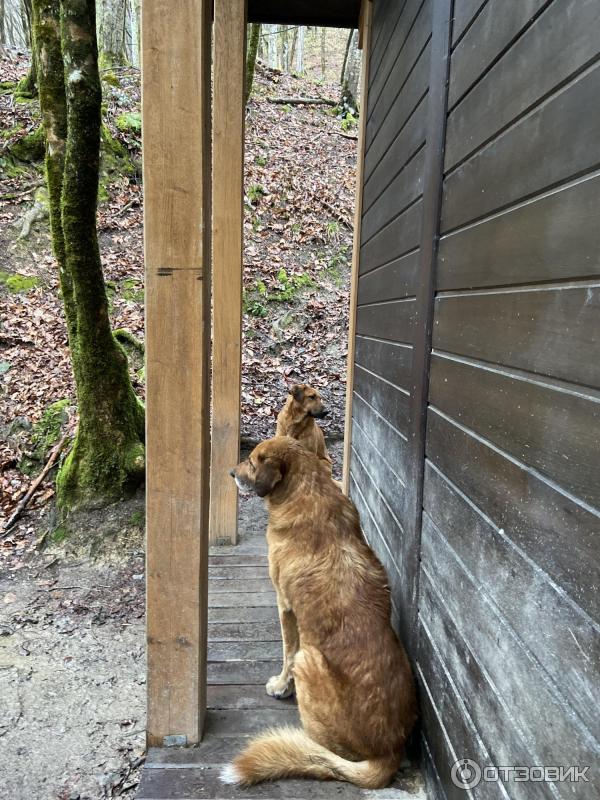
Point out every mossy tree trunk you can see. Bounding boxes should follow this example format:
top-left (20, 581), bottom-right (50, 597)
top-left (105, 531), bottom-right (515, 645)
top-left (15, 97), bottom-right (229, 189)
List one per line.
top-left (34, 0), bottom-right (144, 512)
top-left (17, 0), bottom-right (38, 97)
top-left (245, 23), bottom-right (260, 106)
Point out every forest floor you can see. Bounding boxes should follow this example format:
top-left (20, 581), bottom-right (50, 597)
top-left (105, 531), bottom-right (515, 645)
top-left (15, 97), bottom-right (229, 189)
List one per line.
top-left (0, 50), bottom-right (355, 799)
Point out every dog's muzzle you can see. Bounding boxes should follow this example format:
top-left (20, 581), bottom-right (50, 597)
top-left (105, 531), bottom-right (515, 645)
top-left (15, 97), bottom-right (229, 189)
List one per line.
top-left (311, 409), bottom-right (329, 419)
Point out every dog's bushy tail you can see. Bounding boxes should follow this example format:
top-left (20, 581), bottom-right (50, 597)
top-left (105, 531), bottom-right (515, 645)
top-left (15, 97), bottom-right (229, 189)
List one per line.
top-left (219, 726), bottom-right (399, 789)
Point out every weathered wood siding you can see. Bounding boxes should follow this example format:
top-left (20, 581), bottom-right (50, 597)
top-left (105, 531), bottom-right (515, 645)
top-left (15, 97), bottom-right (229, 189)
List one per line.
top-left (349, 1), bottom-right (600, 797)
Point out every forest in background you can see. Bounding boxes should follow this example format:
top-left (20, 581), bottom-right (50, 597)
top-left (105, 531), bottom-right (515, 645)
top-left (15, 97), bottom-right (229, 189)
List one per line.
top-left (1, 5), bottom-right (359, 531)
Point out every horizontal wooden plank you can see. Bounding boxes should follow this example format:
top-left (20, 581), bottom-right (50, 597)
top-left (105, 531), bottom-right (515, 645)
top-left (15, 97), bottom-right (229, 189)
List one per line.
top-left (354, 336), bottom-right (413, 390)
top-left (366, 8), bottom-right (432, 164)
top-left (209, 591), bottom-right (276, 607)
top-left (448, 0), bottom-right (549, 108)
top-left (368, 0), bottom-right (408, 93)
top-left (369, 0), bottom-right (426, 112)
top-left (351, 393), bottom-right (409, 484)
top-left (425, 409), bottom-right (600, 623)
top-left (445, 0), bottom-right (600, 169)
top-left (138, 762), bottom-right (423, 799)
top-left (208, 606), bottom-right (279, 623)
top-left (144, 739), bottom-right (253, 767)
top-left (205, 708), bottom-right (299, 736)
top-left (354, 364), bottom-right (411, 434)
top-left (364, 99), bottom-right (428, 211)
top-left (358, 248), bottom-right (419, 302)
top-left (432, 283), bottom-right (600, 388)
top-left (429, 354), bottom-right (600, 507)
top-left (416, 677), bottom-right (470, 800)
top-left (210, 537), bottom-right (267, 556)
top-left (209, 578), bottom-right (274, 593)
top-left (207, 659), bottom-right (281, 685)
top-left (356, 298), bottom-right (415, 345)
top-left (451, 0), bottom-right (486, 46)
top-left (420, 523), bottom-right (599, 787)
top-left (362, 149), bottom-right (425, 245)
top-left (209, 565), bottom-right (271, 579)
top-left (416, 637), bottom-right (505, 800)
top-left (208, 641), bottom-right (282, 661)
top-left (208, 621), bottom-right (281, 641)
top-left (423, 460), bottom-right (600, 736)
top-left (206, 684), bottom-right (294, 710)
top-left (209, 554), bottom-right (267, 566)
top-left (360, 200), bottom-right (423, 273)
top-left (442, 61), bottom-right (600, 231)
top-left (437, 170), bottom-right (600, 290)
top-left (348, 476), bottom-right (411, 652)
top-left (418, 582), bottom-right (565, 800)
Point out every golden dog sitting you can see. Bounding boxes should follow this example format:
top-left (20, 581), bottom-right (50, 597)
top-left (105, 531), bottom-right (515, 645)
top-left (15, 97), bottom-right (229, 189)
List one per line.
top-left (224, 436), bottom-right (417, 789)
top-left (276, 383), bottom-right (332, 469)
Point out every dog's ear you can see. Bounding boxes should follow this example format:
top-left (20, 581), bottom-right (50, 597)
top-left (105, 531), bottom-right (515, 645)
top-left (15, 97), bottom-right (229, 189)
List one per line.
top-left (254, 458), bottom-right (285, 497)
top-left (291, 384), bottom-right (304, 402)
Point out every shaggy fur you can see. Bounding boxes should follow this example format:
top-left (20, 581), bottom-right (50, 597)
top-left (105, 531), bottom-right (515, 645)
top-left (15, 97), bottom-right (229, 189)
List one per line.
top-left (276, 384), bottom-right (331, 468)
top-left (227, 437), bottom-right (417, 788)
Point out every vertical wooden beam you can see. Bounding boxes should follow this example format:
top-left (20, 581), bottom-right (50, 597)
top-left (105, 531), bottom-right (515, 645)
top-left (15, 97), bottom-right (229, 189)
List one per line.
top-left (142, 0), bottom-right (212, 746)
top-left (210, 0), bottom-right (247, 545)
top-left (405, 0), bottom-right (452, 653)
top-left (342, 0), bottom-right (372, 495)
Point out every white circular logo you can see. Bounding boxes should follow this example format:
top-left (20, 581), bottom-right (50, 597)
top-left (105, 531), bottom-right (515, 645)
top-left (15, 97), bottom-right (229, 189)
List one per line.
top-left (451, 759), bottom-right (482, 789)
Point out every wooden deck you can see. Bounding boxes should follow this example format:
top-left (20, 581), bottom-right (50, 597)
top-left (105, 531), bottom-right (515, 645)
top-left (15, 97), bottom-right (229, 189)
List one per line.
top-left (137, 533), bottom-right (426, 800)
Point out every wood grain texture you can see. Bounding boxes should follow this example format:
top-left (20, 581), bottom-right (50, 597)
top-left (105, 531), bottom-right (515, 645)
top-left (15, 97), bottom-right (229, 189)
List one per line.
top-left (426, 409), bottom-right (600, 623)
top-left (358, 248), bottom-right (419, 299)
top-left (342, 0), bottom-right (372, 494)
top-left (448, 0), bottom-right (550, 108)
top-left (423, 460), bottom-right (600, 735)
top-left (142, 0), bottom-right (212, 747)
top-left (437, 171), bottom-right (600, 290)
top-left (442, 60), bottom-right (600, 232)
top-left (429, 353), bottom-right (600, 507)
top-left (445, 0), bottom-right (600, 169)
top-left (354, 364), bottom-right (411, 435)
top-left (352, 392), bottom-right (409, 484)
top-left (433, 282), bottom-right (600, 388)
top-left (363, 99), bottom-right (428, 210)
top-left (210, 0), bottom-right (246, 545)
top-left (450, 0), bottom-right (487, 46)
top-left (354, 335), bottom-right (413, 390)
top-left (420, 526), bottom-right (599, 792)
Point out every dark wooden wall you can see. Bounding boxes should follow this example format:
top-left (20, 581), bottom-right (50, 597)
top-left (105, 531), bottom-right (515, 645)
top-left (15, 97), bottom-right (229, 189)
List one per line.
top-left (348, 1), bottom-right (600, 798)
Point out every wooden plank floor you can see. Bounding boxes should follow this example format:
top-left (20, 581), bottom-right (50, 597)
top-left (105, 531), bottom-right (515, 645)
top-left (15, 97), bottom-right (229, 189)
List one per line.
top-left (137, 533), bottom-right (426, 800)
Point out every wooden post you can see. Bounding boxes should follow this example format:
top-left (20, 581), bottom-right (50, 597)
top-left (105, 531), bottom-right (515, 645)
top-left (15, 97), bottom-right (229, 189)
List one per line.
top-left (142, 0), bottom-right (212, 746)
top-left (342, 0), bottom-right (372, 494)
top-left (210, 0), bottom-right (247, 545)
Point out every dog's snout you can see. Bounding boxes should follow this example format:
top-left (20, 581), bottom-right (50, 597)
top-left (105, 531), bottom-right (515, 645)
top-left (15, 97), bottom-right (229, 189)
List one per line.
top-left (229, 468), bottom-right (236, 478)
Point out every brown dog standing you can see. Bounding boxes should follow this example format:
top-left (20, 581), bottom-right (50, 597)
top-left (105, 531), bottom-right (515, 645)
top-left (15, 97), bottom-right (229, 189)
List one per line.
top-left (276, 383), bottom-right (331, 468)
top-left (224, 437), bottom-right (417, 789)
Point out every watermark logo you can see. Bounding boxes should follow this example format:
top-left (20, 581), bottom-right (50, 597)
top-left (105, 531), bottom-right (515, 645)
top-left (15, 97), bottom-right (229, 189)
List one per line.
top-left (451, 760), bottom-right (590, 790)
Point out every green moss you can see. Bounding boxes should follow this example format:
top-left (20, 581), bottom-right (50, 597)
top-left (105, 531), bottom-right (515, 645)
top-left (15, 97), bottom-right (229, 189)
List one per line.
top-left (0, 271), bottom-right (40, 293)
top-left (247, 183), bottom-right (266, 203)
top-left (20, 399), bottom-right (70, 475)
top-left (116, 112), bottom-right (141, 134)
top-left (10, 126), bottom-right (45, 163)
top-left (120, 278), bottom-right (144, 303)
top-left (101, 71), bottom-right (120, 88)
top-left (128, 510), bottom-right (145, 527)
top-left (51, 525), bottom-right (68, 543)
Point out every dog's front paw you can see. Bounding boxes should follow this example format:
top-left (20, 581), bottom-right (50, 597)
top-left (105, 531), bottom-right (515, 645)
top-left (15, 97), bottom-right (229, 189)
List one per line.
top-left (266, 673), bottom-right (294, 699)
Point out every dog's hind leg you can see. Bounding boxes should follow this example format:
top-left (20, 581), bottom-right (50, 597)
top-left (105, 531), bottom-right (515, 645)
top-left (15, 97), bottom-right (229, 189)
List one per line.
top-left (266, 599), bottom-right (298, 699)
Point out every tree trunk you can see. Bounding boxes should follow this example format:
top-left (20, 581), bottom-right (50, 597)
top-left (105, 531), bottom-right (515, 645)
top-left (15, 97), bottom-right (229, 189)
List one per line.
top-left (266, 23), bottom-right (277, 69)
top-left (96, 0), bottom-right (127, 69)
top-left (340, 28), bottom-right (360, 116)
top-left (340, 28), bottom-right (353, 85)
top-left (295, 25), bottom-right (304, 73)
top-left (34, 0), bottom-right (144, 512)
top-left (245, 22), bottom-right (260, 105)
top-left (320, 27), bottom-right (326, 80)
top-left (16, 0), bottom-right (37, 96)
